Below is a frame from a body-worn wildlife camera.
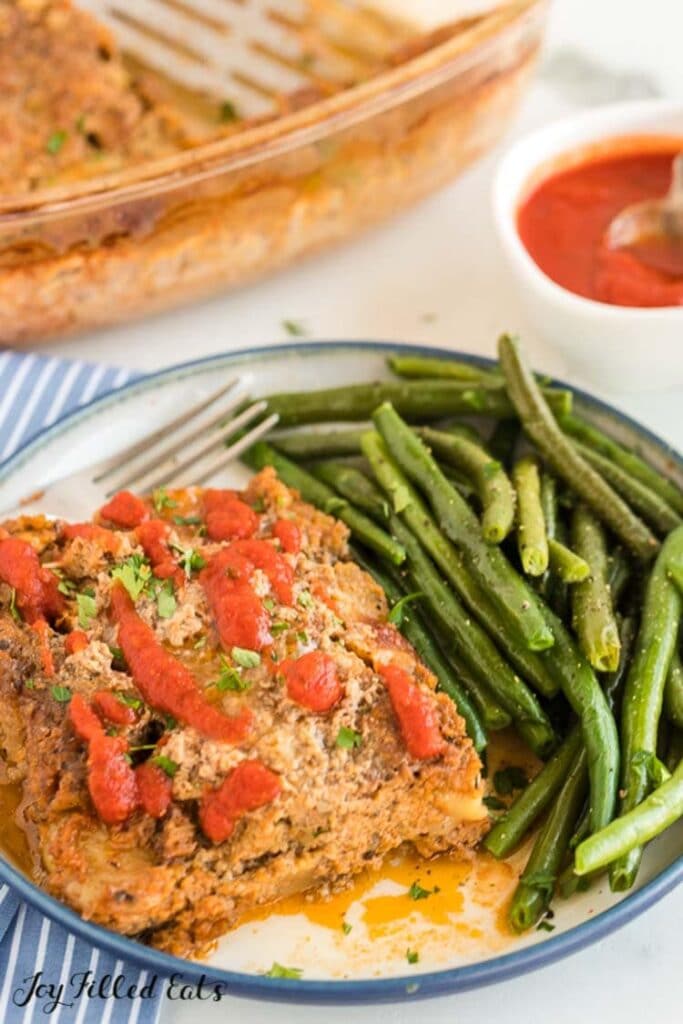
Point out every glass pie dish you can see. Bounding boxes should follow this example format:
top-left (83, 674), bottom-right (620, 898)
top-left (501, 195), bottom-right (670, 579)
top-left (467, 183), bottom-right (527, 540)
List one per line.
top-left (0, 0), bottom-right (547, 344)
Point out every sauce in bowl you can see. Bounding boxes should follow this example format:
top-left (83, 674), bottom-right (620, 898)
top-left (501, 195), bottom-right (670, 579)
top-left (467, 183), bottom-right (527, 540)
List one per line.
top-left (517, 141), bottom-right (683, 308)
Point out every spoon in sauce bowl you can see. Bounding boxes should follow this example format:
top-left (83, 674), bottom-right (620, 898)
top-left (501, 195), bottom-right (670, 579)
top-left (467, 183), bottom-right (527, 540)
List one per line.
top-left (606, 151), bottom-right (683, 276)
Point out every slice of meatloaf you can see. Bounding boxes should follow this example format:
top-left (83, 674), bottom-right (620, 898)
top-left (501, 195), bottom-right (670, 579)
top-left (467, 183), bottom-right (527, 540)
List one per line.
top-left (0, 468), bottom-right (486, 957)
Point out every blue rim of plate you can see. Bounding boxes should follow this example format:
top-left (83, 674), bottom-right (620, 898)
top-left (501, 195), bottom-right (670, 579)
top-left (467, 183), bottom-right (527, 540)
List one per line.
top-left (0, 339), bottom-right (681, 1005)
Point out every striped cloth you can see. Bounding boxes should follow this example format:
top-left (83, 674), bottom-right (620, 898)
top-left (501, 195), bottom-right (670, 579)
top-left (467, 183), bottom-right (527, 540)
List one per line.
top-left (0, 351), bottom-right (164, 1024)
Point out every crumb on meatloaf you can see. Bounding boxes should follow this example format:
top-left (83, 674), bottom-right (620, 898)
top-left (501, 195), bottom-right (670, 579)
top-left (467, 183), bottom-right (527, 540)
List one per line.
top-left (0, 468), bottom-right (487, 957)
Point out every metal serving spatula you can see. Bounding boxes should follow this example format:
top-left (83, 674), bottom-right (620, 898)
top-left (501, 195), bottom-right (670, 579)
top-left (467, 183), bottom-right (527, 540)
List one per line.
top-left (77, 0), bottom-right (432, 119)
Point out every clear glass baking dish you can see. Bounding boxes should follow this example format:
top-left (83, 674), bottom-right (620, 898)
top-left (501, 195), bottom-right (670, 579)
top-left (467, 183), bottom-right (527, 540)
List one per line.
top-left (0, 0), bottom-right (547, 344)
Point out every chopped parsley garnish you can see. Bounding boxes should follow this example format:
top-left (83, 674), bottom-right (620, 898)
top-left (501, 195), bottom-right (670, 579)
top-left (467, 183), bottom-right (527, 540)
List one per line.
top-left (8, 588), bottom-right (21, 623)
top-left (232, 647), bottom-right (260, 669)
top-left (282, 319), bottom-right (307, 337)
top-left (215, 657), bottom-right (251, 693)
top-left (24, 678), bottom-right (36, 690)
top-left (408, 881), bottom-right (438, 901)
top-left (219, 100), bottom-right (239, 123)
top-left (152, 755), bottom-right (179, 778)
top-left (296, 630), bottom-right (309, 645)
top-left (406, 949), bottom-right (419, 964)
top-left (76, 590), bottom-right (97, 629)
top-left (46, 130), bottom-right (68, 155)
top-left (57, 578), bottom-right (76, 595)
top-left (152, 488), bottom-right (177, 513)
top-left (342, 921), bottom-right (352, 935)
top-left (493, 766), bottom-right (528, 797)
top-left (193, 636), bottom-right (207, 650)
top-left (173, 515), bottom-right (202, 527)
top-left (387, 591), bottom-right (422, 627)
top-left (297, 590), bottom-right (314, 609)
top-left (483, 795), bottom-right (506, 812)
top-left (265, 963), bottom-right (302, 979)
top-left (51, 685), bottom-right (72, 703)
top-left (109, 645), bottom-right (126, 666)
top-left (155, 579), bottom-right (176, 619)
top-left (270, 621), bottom-right (289, 636)
top-left (116, 692), bottom-right (142, 710)
top-left (263, 597), bottom-right (276, 612)
top-left (111, 554), bottom-right (152, 600)
top-left (536, 919), bottom-right (555, 932)
top-left (171, 543), bottom-right (206, 578)
top-left (336, 726), bottom-right (362, 750)
top-left (163, 714), bottom-right (178, 731)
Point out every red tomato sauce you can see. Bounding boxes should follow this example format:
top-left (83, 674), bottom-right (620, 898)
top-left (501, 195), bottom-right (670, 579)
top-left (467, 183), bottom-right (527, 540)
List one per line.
top-left (110, 583), bottom-right (252, 743)
top-left (273, 519), bottom-right (301, 555)
top-left (69, 693), bottom-right (139, 825)
top-left (93, 690), bottom-right (137, 726)
top-left (0, 537), bottom-right (63, 624)
top-left (517, 146), bottom-right (683, 307)
top-left (199, 759), bottom-right (281, 843)
top-left (99, 491), bottom-right (148, 529)
top-left (64, 630), bottom-right (89, 656)
top-left (281, 650), bottom-right (343, 712)
top-left (62, 522), bottom-right (121, 555)
top-left (203, 489), bottom-right (259, 542)
top-left (135, 761), bottom-right (173, 819)
top-left (200, 539), bottom-right (294, 652)
top-left (378, 663), bottom-right (446, 760)
top-left (135, 519), bottom-right (179, 581)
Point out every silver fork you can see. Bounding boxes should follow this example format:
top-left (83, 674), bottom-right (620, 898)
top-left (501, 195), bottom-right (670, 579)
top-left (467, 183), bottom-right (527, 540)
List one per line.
top-left (4, 375), bottom-right (278, 521)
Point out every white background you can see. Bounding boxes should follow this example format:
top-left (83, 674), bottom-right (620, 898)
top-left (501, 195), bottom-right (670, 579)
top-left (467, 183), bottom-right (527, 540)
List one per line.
top-left (35, 1), bottom-right (683, 1021)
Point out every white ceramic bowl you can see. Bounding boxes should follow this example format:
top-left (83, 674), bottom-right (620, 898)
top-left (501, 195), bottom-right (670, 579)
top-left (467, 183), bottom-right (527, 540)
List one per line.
top-left (493, 100), bottom-right (683, 393)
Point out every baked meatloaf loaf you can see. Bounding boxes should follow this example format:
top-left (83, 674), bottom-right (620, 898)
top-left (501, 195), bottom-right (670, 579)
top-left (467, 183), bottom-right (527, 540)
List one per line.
top-left (0, 468), bottom-right (486, 956)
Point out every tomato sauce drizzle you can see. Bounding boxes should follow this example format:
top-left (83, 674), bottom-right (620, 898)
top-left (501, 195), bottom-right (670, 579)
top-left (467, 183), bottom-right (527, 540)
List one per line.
top-left (273, 519), bottom-right (301, 555)
top-left (64, 629), bottom-right (89, 656)
top-left (199, 759), bottom-right (281, 843)
top-left (136, 519), bottom-right (181, 582)
top-left (378, 663), bottom-right (446, 760)
top-left (200, 539), bottom-right (294, 653)
top-left (99, 491), bottom-right (148, 529)
top-left (110, 583), bottom-right (251, 743)
top-left (69, 693), bottom-right (139, 825)
top-left (0, 537), bottom-right (63, 624)
top-left (93, 690), bottom-right (137, 726)
top-left (280, 650), bottom-right (343, 712)
top-left (135, 761), bottom-right (173, 819)
top-left (203, 489), bottom-right (259, 542)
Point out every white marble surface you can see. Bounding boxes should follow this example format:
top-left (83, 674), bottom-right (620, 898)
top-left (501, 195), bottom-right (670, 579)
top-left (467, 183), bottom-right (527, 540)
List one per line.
top-left (32, 0), bottom-right (683, 1020)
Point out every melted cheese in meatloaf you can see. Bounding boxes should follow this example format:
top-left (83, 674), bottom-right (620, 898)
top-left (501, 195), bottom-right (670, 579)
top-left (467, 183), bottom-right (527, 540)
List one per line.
top-left (0, 468), bottom-right (486, 957)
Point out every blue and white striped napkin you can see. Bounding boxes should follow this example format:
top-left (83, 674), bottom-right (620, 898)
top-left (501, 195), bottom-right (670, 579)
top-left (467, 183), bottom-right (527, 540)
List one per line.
top-left (0, 351), bottom-right (165, 1024)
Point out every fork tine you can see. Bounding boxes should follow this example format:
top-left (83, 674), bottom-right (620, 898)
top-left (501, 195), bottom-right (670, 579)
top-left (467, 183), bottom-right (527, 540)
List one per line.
top-left (103, 385), bottom-right (251, 492)
top-left (109, 401), bottom-right (269, 495)
top-left (94, 375), bottom-right (245, 482)
top-left (171, 413), bottom-right (280, 487)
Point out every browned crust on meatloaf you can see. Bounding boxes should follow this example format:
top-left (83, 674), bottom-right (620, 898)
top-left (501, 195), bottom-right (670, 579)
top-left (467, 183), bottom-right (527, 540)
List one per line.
top-left (0, 468), bottom-right (486, 957)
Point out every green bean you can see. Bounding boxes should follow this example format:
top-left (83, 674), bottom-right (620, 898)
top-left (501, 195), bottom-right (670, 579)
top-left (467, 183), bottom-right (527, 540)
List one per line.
top-left (664, 641), bottom-right (683, 731)
top-left (537, 473), bottom-right (568, 614)
top-left (362, 431), bottom-right (556, 755)
top-left (487, 419), bottom-right (519, 468)
top-left (349, 547), bottom-right (487, 751)
top-left (508, 748), bottom-right (588, 932)
top-left (269, 428), bottom-right (366, 458)
top-left (571, 505), bottom-right (621, 673)
top-left (242, 441), bottom-right (406, 565)
top-left (498, 334), bottom-right (659, 561)
top-left (548, 538), bottom-right (590, 583)
top-left (264, 378), bottom-right (573, 427)
top-left (387, 353), bottom-right (495, 382)
top-left (533, 601), bottom-right (619, 834)
top-left (439, 422), bottom-right (485, 445)
top-left (513, 456), bottom-right (549, 576)
top-left (419, 427), bottom-right (516, 543)
top-left (485, 724), bottom-right (583, 858)
top-left (311, 461), bottom-right (390, 521)
top-left (576, 759), bottom-right (683, 876)
top-left (436, 638), bottom-right (511, 733)
top-left (559, 413), bottom-right (683, 517)
top-left (610, 524), bottom-right (683, 891)
top-left (574, 442), bottom-right (682, 535)
top-left (558, 809), bottom-right (592, 898)
top-left (372, 403), bottom-right (555, 652)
